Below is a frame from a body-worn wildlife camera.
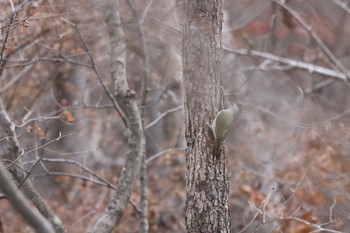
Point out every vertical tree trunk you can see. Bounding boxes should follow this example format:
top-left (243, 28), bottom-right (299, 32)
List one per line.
top-left (184, 0), bottom-right (231, 232)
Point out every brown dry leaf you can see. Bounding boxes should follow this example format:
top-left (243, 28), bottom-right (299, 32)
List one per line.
top-left (252, 191), bottom-right (265, 204)
top-left (293, 222), bottom-right (315, 233)
top-left (59, 189), bottom-right (69, 201)
top-left (0, 200), bottom-right (9, 209)
top-left (0, 217), bottom-right (3, 233)
top-left (283, 216), bottom-right (315, 233)
top-left (29, 7), bottom-right (40, 16)
top-left (61, 110), bottom-right (75, 124)
top-left (254, 125), bottom-right (264, 133)
top-left (148, 207), bottom-right (158, 222)
top-left (21, 20), bottom-right (29, 28)
top-left (55, 175), bottom-right (71, 184)
top-left (26, 124), bottom-right (45, 139)
top-left (36, 128), bottom-right (45, 140)
top-left (60, 98), bottom-right (69, 107)
top-left (300, 210), bottom-right (318, 223)
top-left (80, 180), bottom-right (88, 189)
top-left (310, 192), bottom-right (327, 206)
top-left (295, 189), bottom-right (327, 207)
top-left (26, 125), bottom-right (35, 133)
top-left (239, 185), bottom-right (267, 205)
top-left (239, 185), bottom-right (252, 195)
top-left (18, 22), bottom-right (29, 34)
top-left (149, 173), bottom-right (159, 182)
top-left (281, 0), bottom-right (296, 29)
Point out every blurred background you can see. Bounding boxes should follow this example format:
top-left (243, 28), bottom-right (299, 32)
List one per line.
top-left (1, 0), bottom-right (350, 232)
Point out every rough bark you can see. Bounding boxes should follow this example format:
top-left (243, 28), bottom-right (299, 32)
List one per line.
top-left (184, 0), bottom-right (231, 232)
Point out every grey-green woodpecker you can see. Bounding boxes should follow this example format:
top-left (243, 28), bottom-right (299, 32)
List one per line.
top-left (210, 103), bottom-right (239, 157)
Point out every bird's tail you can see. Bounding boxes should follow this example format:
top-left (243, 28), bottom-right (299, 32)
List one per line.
top-left (213, 139), bottom-right (221, 157)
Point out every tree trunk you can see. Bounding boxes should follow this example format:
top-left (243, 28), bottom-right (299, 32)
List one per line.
top-left (184, 0), bottom-right (231, 232)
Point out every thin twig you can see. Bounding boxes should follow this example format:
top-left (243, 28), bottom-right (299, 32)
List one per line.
top-left (238, 211), bottom-right (260, 233)
top-left (329, 198), bottom-right (336, 222)
top-left (129, 199), bottom-right (141, 214)
top-left (0, 98), bottom-right (66, 232)
top-left (4, 132), bottom-right (70, 169)
top-left (17, 158), bottom-right (41, 189)
top-left (16, 114), bottom-right (61, 128)
top-left (71, 209), bottom-right (97, 227)
top-left (41, 158), bottom-right (117, 189)
top-left (274, 0), bottom-right (349, 79)
top-left (146, 147), bottom-right (185, 163)
top-left (272, 166), bottom-right (309, 214)
top-left (0, 11), bottom-right (17, 63)
top-left (32, 172), bottom-right (111, 187)
top-left (0, 61), bottom-right (35, 93)
top-left (140, 0), bottom-right (154, 25)
top-left (0, 7), bottom-right (18, 77)
top-left (281, 216), bottom-right (342, 233)
top-left (305, 78), bottom-right (335, 94)
top-left (145, 105), bottom-right (183, 130)
top-left (66, 15), bottom-right (128, 128)
top-left (0, 56), bottom-right (92, 70)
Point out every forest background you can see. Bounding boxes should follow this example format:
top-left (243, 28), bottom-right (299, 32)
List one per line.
top-left (1, 0), bottom-right (350, 232)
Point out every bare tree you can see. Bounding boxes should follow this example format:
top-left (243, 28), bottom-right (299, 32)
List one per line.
top-left (87, 0), bottom-right (144, 232)
top-left (184, 0), bottom-right (231, 232)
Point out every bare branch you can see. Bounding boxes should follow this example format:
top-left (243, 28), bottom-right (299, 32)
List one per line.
top-left (329, 198), bottom-right (336, 222)
top-left (281, 216), bottom-right (342, 233)
top-left (305, 78), bottom-right (335, 94)
top-left (61, 5), bottom-right (128, 128)
top-left (0, 161), bottom-right (54, 233)
top-left (0, 98), bottom-right (66, 233)
top-left (332, 0), bottom-right (350, 15)
top-left (0, 56), bottom-right (92, 70)
top-left (0, 10), bottom-right (16, 63)
top-left (146, 147), bottom-right (185, 163)
top-left (145, 105), bottom-right (183, 130)
top-left (125, 1), bottom-right (150, 231)
top-left (4, 132), bottom-right (69, 169)
top-left (140, 0), bottom-right (155, 25)
top-left (274, 0), bottom-right (349, 79)
top-left (0, 61), bottom-right (34, 93)
top-left (139, 155), bottom-right (148, 233)
top-left (41, 158), bottom-right (117, 189)
top-left (223, 46), bottom-right (347, 80)
top-left (87, 0), bottom-right (145, 232)
top-left (238, 211), bottom-right (259, 233)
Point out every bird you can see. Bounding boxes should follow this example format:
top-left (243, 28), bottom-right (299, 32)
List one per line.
top-left (209, 103), bottom-right (239, 157)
